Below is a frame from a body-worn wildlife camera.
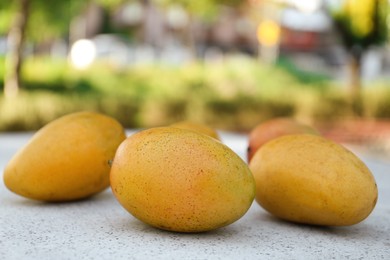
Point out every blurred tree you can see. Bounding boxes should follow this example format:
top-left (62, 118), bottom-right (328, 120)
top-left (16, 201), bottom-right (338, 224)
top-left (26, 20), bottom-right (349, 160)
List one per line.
top-left (2, 0), bottom-right (30, 97)
top-left (0, 0), bottom-right (121, 97)
top-left (1, 0), bottom-right (82, 97)
top-left (328, 0), bottom-right (388, 115)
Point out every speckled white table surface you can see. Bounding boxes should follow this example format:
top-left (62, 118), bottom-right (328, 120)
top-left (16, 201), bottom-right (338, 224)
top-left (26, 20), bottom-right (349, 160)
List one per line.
top-left (1, 130), bottom-right (389, 260)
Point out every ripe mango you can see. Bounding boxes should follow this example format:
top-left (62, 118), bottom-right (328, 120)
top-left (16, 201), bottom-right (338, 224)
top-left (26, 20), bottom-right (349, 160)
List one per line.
top-left (110, 127), bottom-right (255, 232)
top-left (247, 117), bottom-right (319, 162)
top-left (249, 134), bottom-right (378, 226)
top-left (3, 111), bottom-right (126, 202)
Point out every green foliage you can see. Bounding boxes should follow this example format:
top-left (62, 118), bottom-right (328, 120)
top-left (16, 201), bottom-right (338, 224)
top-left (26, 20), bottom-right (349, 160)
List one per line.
top-left (330, 0), bottom-right (388, 51)
top-left (1, 56), bottom-right (390, 132)
top-left (0, 0), bottom-right (245, 39)
top-left (159, 0), bottom-right (243, 21)
top-left (276, 57), bottom-right (332, 86)
top-left (0, 0), bottom-right (123, 42)
top-left (0, 0), bottom-right (85, 41)
top-left (363, 83), bottom-right (390, 118)
top-left (0, 1), bottom-right (15, 33)
top-left (96, 0), bottom-right (123, 9)
top-left (26, 1), bottom-right (73, 41)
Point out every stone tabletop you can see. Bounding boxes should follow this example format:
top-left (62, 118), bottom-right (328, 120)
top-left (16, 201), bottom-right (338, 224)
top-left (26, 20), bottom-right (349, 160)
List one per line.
top-left (1, 130), bottom-right (389, 260)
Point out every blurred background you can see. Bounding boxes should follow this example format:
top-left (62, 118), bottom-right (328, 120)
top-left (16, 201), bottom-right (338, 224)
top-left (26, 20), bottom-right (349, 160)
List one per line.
top-left (0, 0), bottom-right (390, 154)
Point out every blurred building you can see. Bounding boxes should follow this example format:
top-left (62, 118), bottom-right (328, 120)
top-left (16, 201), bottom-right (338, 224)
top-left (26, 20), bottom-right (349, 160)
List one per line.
top-left (276, 2), bottom-right (347, 76)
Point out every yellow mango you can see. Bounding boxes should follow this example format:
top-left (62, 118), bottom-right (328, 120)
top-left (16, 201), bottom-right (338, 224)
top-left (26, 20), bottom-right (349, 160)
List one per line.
top-left (247, 117), bottom-right (319, 162)
top-left (110, 127), bottom-right (255, 232)
top-left (4, 111), bottom-right (126, 202)
top-left (249, 134), bottom-right (378, 226)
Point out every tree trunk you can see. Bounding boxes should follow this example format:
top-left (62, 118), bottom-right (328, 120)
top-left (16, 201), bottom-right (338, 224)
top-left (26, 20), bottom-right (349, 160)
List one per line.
top-left (347, 52), bottom-right (363, 117)
top-left (4, 0), bottom-right (30, 98)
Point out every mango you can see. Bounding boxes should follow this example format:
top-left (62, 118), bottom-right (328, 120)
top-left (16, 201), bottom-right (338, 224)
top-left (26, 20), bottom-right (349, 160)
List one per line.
top-left (110, 127), bottom-right (255, 232)
top-left (247, 117), bottom-right (319, 162)
top-left (3, 111), bottom-right (126, 202)
top-left (249, 134), bottom-right (378, 226)
top-left (170, 121), bottom-right (221, 140)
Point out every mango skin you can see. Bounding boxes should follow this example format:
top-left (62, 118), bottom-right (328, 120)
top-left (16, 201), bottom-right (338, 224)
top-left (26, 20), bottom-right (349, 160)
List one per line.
top-left (247, 117), bottom-right (319, 162)
top-left (170, 121), bottom-right (221, 141)
top-left (110, 127), bottom-right (255, 233)
top-left (4, 111), bottom-right (126, 202)
top-left (249, 134), bottom-right (378, 226)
